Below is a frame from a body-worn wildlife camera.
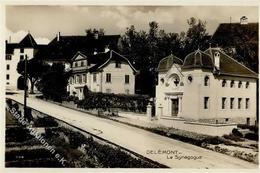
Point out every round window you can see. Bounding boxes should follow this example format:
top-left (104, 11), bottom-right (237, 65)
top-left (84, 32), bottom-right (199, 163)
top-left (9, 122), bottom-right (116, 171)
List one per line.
top-left (187, 75), bottom-right (193, 83)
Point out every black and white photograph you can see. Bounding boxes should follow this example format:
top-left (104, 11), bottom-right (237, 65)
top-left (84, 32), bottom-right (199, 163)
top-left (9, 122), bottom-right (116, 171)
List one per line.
top-left (2, 0), bottom-right (259, 171)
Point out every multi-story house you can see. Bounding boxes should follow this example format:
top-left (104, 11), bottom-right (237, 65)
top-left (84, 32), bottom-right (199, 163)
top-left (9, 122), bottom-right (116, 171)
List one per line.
top-left (5, 33), bottom-right (41, 91)
top-left (68, 50), bottom-right (138, 100)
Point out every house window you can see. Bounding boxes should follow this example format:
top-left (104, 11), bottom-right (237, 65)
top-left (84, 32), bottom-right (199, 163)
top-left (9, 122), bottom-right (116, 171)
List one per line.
top-left (222, 97), bottom-right (226, 109)
top-left (204, 97), bottom-right (209, 109)
top-left (74, 75), bottom-right (77, 83)
top-left (230, 80), bottom-right (235, 88)
top-left (204, 76), bottom-right (209, 86)
top-left (238, 98), bottom-right (242, 109)
top-left (93, 73), bottom-right (97, 83)
top-left (20, 55), bottom-right (24, 60)
top-left (7, 64), bottom-right (10, 70)
top-left (20, 48), bottom-right (24, 53)
top-left (230, 98), bottom-right (234, 109)
top-left (70, 77), bottom-right (73, 84)
top-left (246, 82), bottom-right (249, 88)
top-left (115, 61), bottom-right (121, 68)
top-left (125, 75), bottom-right (129, 84)
top-left (6, 74), bottom-right (9, 80)
top-left (81, 61), bottom-right (84, 66)
top-left (238, 81), bottom-right (242, 88)
top-left (246, 98), bottom-right (250, 109)
top-left (222, 79), bottom-right (227, 87)
top-left (83, 74), bottom-right (87, 83)
top-left (106, 73), bottom-right (111, 83)
top-left (76, 75), bottom-right (79, 83)
top-left (6, 55), bottom-right (11, 60)
top-left (75, 62), bottom-right (78, 67)
top-left (79, 75), bottom-right (82, 83)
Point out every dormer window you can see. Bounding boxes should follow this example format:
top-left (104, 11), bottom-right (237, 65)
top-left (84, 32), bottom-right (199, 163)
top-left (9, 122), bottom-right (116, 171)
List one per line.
top-left (115, 61), bottom-right (121, 68)
top-left (81, 61), bottom-right (84, 66)
top-left (75, 62), bottom-right (78, 67)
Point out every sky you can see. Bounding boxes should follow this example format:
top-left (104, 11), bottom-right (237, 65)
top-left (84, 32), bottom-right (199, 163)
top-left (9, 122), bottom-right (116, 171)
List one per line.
top-left (5, 5), bottom-right (259, 44)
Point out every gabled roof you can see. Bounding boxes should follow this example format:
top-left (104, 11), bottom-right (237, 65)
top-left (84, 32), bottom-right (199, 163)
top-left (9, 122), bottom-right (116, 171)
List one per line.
top-left (35, 34), bottom-right (120, 62)
top-left (19, 33), bottom-right (37, 48)
top-left (157, 54), bottom-right (183, 72)
top-left (204, 47), bottom-right (258, 78)
top-left (86, 50), bottom-right (137, 73)
top-left (211, 23), bottom-right (258, 47)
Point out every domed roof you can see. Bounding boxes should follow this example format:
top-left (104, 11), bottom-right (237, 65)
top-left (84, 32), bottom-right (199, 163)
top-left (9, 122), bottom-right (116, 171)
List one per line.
top-left (182, 49), bottom-right (214, 69)
top-left (157, 54), bottom-right (183, 72)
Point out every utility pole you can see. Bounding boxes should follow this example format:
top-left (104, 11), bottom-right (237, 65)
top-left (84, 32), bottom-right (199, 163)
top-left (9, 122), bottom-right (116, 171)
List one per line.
top-left (24, 55), bottom-right (28, 118)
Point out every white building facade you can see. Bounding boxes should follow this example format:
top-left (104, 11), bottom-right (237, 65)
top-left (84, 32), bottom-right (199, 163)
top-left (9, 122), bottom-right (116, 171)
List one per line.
top-left (6, 34), bottom-right (39, 91)
top-left (68, 50), bottom-right (137, 100)
top-left (156, 48), bottom-right (258, 127)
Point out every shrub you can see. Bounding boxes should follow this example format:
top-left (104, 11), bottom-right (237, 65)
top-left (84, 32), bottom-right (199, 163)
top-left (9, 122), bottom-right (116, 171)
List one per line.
top-left (223, 134), bottom-right (244, 142)
top-left (6, 127), bottom-right (33, 142)
top-left (244, 133), bottom-right (259, 141)
top-left (237, 124), bottom-right (258, 133)
top-left (232, 128), bottom-right (243, 137)
top-left (76, 92), bottom-right (149, 113)
top-left (34, 116), bottom-right (58, 127)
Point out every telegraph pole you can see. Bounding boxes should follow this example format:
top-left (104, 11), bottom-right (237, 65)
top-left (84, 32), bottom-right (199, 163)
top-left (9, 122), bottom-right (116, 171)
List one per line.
top-left (24, 55), bottom-right (28, 117)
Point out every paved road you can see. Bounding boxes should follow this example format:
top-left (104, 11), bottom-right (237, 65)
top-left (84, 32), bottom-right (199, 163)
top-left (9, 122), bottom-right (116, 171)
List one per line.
top-left (7, 94), bottom-right (258, 169)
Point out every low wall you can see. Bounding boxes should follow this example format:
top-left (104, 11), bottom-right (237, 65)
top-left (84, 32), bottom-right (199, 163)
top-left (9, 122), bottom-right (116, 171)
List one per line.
top-left (159, 117), bottom-right (237, 136)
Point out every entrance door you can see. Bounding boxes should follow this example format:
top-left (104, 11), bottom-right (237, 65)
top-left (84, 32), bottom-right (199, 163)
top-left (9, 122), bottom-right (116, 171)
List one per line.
top-left (171, 99), bottom-right (179, 116)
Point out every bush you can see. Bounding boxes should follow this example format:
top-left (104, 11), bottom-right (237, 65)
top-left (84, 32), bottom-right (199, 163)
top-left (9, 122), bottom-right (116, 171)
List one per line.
top-left (6, 127), bottom-right (33, 142)
top-left (237, 124), bottom-right (258, 133)
top-left (244, 133), bottom-right (259, 141)
top-left (223, 134), bottom-right (244, 142)
top-left (76, 92), bottom-right (149, 113)
top-left (34, 116), bottom-right (59, 127)
top-left (232, 128), bottom-right (243, 137)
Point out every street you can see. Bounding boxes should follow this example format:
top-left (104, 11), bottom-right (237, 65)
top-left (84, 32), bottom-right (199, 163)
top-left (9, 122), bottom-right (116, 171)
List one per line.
top-left (7, 94), bottom-right (258, 169)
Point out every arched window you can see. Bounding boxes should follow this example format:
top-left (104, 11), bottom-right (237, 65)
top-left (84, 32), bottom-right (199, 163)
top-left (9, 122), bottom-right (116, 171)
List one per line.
top-left (246, 81), bottom-right (249, 88)
top-left (204, 76), bottom-right (209, 86)
top-left (230, 80), bottom-right (235, 88)
top-left (222, 79), bottom-right (226, 87)
top-left (238, 81), bottom-right (242, 88)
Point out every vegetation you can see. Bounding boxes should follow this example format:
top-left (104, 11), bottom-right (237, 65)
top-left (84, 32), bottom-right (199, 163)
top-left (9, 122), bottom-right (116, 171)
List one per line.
top-left (76, 92), bottom-right (149, 112)
top-left (36, 63), bottom-right (70, 102)
top-left (17, 59), bottom-right (50, 93)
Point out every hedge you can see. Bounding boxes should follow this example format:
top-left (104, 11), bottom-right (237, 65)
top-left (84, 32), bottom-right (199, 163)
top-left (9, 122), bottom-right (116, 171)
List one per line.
top-left (76, 92), bottom-right (150, 113)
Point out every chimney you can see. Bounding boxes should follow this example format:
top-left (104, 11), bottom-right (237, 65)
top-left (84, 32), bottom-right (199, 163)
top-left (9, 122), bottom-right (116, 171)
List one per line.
top-left (57, 32), bottom-right (61, 41)
top-left (9, 36), bottom-right (11, 43)
top-left (104, 45), bottom-right (110, 53)
top-left (240, 16), bottom-right (248, 25)
top-left (214, 51), bottom-right (220, 70)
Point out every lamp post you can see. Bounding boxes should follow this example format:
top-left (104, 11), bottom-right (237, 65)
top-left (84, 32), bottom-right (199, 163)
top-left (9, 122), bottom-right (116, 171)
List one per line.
top-left (24, 55), bottom-right (28, 117)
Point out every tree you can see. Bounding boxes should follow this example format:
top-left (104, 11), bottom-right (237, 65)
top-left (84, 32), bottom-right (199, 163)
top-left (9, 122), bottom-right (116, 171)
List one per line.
top-left (17, 59), bottom-right (50, 94)
top-left (36, 63), bottom-right (70, 102)
top-left (182, 17), bottom-right (209, 55)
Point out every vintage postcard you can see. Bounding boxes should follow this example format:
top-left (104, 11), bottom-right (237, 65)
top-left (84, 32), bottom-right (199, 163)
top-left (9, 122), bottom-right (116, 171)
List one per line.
top-left (1, 0), bottom-right (259, 172)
